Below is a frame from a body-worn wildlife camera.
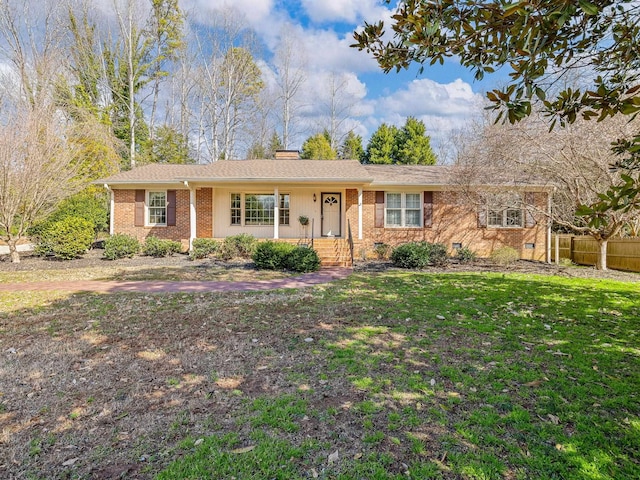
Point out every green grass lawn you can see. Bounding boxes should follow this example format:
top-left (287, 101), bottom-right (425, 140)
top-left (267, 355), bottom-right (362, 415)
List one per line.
top-left (1, 270), bottom-right (638, 479)
top-left (158, 272), bottom-right (639, 480)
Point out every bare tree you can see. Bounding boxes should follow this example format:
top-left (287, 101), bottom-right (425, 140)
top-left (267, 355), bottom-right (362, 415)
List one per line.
top-left (320, 72), bottom-right (361, 151)
top-left (0, 0), bottom-right (62, 106)
top-left (454, 110), bottom-right (640, 270)
top-left (189, 9), bottom-right (263, 161)
top-left (273, 26), bottom-right (307, 149)
top-left (0, 100), bottom-right (110, 262)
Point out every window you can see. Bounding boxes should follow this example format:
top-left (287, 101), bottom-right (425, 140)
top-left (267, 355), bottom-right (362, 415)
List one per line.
top-left (231, 193), bottom-right (241, 225)
top-left (279, 194), bottom-right (290, 226)
top-left (245, 194), bottom-right (274, 225)
top-left (230, 193), bottom-right (290, 226)
top-left (148, 191), bottom-right (167, 225)
top-left (487, 193), bottom-right (523, 228)
top-left (385, 192), bottom-right (421, 227)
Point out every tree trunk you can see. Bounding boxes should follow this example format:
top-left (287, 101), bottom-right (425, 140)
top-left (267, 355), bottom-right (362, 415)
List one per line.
top-left (596, 238), bottom-right (608, 270)
top-left (8, 238), bottom-right (20, 263)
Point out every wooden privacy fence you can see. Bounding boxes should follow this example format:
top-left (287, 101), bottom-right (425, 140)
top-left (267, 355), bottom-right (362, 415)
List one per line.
top-left (551, 234), bottom-right (640, 273)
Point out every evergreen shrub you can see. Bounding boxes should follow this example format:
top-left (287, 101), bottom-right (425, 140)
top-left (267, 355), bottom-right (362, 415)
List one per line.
top-left (103, 234), bottom-right (140, 260)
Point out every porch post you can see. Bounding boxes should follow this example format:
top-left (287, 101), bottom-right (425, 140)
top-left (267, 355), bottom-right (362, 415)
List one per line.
top-left (105, 184), bottom-right (114, 235)
top-left (274, 186), bottom-right (279, 239)
top-left (185, 181), bottom-right (196, 250)
top-left (358, 188), bottom-right (363, 240)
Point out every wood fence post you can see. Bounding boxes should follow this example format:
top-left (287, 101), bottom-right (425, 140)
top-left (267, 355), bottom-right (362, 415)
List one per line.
top-left (570, 236), bottom-right (575, 263)
top-left (555, 234), bottom-right (560, 265)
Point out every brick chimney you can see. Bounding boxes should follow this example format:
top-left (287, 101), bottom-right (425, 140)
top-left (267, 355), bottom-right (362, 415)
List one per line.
top-left (274, 149), bottom-right (300, 160)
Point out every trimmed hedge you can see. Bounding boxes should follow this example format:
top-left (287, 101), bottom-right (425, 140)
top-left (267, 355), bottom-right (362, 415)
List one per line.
top-left (285, 246), bottom-right (321, 272)
top-left (142, 236), bottom-right (182, 257)
top-left (103, 234), bottom-right (140, 260)
top-left (252, 241), bottom-right (296, 270)
top-left (390, 241), bottom-right (449, 269)
top-left (34, 216), bottom-right (94, 260)
top-left (252, 242), bottom-right (320, 273)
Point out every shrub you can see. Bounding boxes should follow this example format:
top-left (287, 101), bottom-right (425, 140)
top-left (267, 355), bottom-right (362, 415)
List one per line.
top-left (189, 238), bottom-right (220, 260)
top-left (284, 246), bottom-right (321, 273)
top-left (252, 241), bottom-right (296, 270)
top-left (373, 243), bottom-right (392, 260)
top-left (391, 242), bottom-right (431, 269)
top-left (390, 241), bottom-right (449, 269)
top-left (455, 246), bottom-right (477, 264)
top-left (29, 190), bottom-right (109, 238)
top-left (103, 234), bottom-right (140, 260)
top-left (490, 246), bottom-right (520, 265)
top-left (142, 236), bottom-right (182, 257)
top-left (429, 242), bottom-right (449, 266)
top-left (220, 234), bottom-right (257, 260)
top-left (34, 216), bottom-right (94, 260)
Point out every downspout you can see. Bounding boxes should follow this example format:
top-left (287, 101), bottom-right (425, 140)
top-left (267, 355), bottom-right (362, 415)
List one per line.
top-left (358, 188), bottom-right (363, 240)
top-left (104, 184), bottom-right (114, 236)
top-left (185, 181), bottom-right (196, 250)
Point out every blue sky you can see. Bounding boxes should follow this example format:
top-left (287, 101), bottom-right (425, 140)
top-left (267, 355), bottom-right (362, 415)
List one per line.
top-left (182, 0), bottom-right (502, 160)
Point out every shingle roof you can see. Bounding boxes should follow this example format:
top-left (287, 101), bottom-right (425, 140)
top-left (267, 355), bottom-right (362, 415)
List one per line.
top-left (363, 165), bottom-right (454, 185)
top-left (97, 160), bottom-right (549, 188)
top-left (97, 160), bottom-right (373, 184)
top-left (96, 164), bottom-right (204, 184)
top-left (364, 164), bottom-right (549, 188)
top-left (191, 159), bottom-right (371, 182)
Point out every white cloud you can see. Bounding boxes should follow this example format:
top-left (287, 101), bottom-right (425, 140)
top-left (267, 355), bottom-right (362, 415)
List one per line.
top-left (302, 29), bottom-right (379, 74)
top-left (300, 0), bottom-right (390, 24)
top-left (182, 0), bottom-right (274, 25)
top-left (376, 78), bottom-right (483, 118)
top-left (358, 78), bottom-right (485, 161)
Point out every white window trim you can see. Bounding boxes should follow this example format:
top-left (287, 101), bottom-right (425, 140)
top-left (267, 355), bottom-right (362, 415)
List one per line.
top-left (487, 207), bottom-right (524, 228)
top-left (230, 192), bottom-right (291, 227)
top-left (146, 190), bottom-right (167, 227)
top-left (384, 192), bottom-right (422, 228)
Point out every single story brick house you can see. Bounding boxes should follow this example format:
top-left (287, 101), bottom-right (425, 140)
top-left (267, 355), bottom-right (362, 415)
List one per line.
top-left (97, 153), bottom-right (552, 266)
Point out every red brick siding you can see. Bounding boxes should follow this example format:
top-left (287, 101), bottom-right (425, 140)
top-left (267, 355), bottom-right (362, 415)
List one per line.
top-left (349, 189), bottom-right (548, 261)
top-left (113, 189), bottom-right (191, 250)
top-left (196, 188), bottom-right (213, 238)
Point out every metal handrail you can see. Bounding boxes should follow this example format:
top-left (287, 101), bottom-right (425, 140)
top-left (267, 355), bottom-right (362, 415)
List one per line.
top-left (311, 218), bottom-right (314, 249)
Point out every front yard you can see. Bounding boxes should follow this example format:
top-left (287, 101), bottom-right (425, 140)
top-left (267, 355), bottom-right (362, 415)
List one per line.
top-left (0, 262), bottom-right (638, 479)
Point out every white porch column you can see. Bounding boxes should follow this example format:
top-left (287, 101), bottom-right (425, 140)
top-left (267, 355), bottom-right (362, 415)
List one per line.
top-left (358, 188), bottom-right (363, 240)
top-left (185, 182), bottom-right (196, 250)
top-left (105, 184), bottom-right (114, 235)
top-left (211, 187), bottom-right (215, 238)
top-left (274, 186), bottom-right (279, 239)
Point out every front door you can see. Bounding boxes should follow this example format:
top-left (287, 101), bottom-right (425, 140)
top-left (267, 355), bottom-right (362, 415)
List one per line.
top-left (321, 193), bottom-right (341, 237)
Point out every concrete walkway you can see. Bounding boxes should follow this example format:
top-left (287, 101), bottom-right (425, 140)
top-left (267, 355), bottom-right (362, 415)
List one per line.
top-left (0, 268), bottom-right (352, 294)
